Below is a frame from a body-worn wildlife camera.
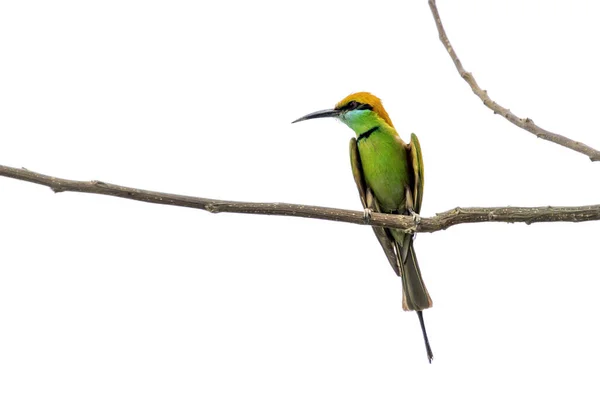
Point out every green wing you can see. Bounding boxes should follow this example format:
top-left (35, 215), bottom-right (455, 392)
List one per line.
top-left (408, 133), bottom-right (424, 214)
top-left (349, 138), bottom-right (400, 276)
top-left (395, 133), bottom-right (424, 264)
top-left (350, 136), bottom-right (431, 310)
top-left (349, 138), bottom-right (368, 209)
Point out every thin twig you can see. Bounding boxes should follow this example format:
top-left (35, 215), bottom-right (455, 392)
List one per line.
top-left (427, 0), bottom-right (600, 162)
top-left (1, 164), bottom-right (599, 233)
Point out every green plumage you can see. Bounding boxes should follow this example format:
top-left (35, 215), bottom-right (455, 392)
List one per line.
top-left (293, 92), bottom-right (433, 362)
top-left (347, 112), bottom-right (431, 312)
top-left (347, 110), bottom-right (433, 363)
top-left (356, 123), bottom-right (410, 212)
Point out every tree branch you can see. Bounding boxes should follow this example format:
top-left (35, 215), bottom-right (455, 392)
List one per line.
top-left (427, 0), bottom-right (600, 162)
top-left (1, 163), bottom-right (599, 233)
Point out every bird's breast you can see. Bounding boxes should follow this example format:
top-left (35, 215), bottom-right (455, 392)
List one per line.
top-left (357, 132), bottom-right (410, 213)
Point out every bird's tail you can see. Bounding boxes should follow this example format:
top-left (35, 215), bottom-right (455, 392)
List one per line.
top-left (400, 244), bottom-right (432, 311)
top-left (398, 243), bottom-right (434, 362)
top-left (417, 311), bottom-right (434, 363)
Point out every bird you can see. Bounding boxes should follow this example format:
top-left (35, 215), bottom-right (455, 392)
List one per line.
top-left (292, 92), bottom-right (433, 363)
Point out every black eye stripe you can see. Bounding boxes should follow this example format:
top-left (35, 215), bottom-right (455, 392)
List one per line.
top-left (339, 101), bottom-right (373, 111)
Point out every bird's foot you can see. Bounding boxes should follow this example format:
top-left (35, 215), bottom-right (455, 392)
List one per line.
top-left (410, 210), bottom-right (422, 225)
top-left (363, 208), bottom-right (372, 224)
top-left (409, 210), bottom-right (422, 239)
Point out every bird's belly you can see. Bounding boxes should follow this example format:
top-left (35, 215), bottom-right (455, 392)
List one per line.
top-left (358, 138), bottom-right (409, 213)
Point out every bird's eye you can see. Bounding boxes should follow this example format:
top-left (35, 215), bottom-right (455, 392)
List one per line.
top-left (346, 101), bottom-right (358, 110)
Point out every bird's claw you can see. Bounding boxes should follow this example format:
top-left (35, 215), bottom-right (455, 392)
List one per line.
top-left (363, 208), bottom-right (372, 224)
top-left (410, 210), bottom-right (422, 225)
top-left (410, 210), bottom-right (422, 239)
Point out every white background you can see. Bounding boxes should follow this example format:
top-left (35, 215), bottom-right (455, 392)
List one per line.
top-left (1, 1), bottom-right (599, 399)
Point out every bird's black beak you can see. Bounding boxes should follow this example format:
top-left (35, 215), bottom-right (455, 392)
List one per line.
top-left (292, 109), bottom-right (340, 123)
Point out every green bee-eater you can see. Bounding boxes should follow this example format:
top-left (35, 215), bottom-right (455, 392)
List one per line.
top-left (293, 92), bottom-right (433, 362)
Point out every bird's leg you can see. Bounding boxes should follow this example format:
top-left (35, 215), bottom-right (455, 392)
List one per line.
top-left (409, 208), bottom-right (421, 225)
top-left (363, 190), bottom-right (375, 224)
top-left (363, 207), bottom-right (373, 224)
top-left (408, 209), bottom-right (422, 240)
top-left (405, 186), bottom-right (421, 238)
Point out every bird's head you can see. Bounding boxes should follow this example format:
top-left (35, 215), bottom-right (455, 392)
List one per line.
top-left (292, 92), bottom-right (394, 134)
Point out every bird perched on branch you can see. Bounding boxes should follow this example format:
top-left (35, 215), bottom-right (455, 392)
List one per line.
top-left (293, 92), bottom-right (433, 363)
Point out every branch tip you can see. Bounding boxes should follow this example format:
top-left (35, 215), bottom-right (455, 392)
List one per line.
top-left (427, 0), bottom-right (600, 161)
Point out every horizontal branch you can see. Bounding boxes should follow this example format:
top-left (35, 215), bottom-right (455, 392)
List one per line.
top-left (1, 163), bottom-right (599, 233)
top-left (428, 0), bottom-right (600, 162)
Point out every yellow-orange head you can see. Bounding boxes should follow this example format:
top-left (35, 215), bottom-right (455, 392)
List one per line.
top-left (334, 92), bottom-right (394, 128)
top-left (292, 92), bottom-right (395, 137)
